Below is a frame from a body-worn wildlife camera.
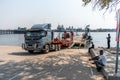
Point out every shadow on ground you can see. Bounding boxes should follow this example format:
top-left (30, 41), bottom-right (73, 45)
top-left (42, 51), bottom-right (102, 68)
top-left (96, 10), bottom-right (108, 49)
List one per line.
top-left (0, 52), bottom-right (104, 80)
top-left (8, 49), bottom-right (66, 56)
top-left (8, 52), bottom-right (45, 56)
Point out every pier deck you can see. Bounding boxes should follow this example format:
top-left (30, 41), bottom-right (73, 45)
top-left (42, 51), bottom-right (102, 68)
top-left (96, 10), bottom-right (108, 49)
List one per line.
top-left (69, 35), bottom-right (86, 48)
top-left (90, 48), bottom-right (120, 80)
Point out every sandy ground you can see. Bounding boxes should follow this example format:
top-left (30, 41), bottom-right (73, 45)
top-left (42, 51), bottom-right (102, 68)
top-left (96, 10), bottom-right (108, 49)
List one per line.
top-left (0, 46), bottom-right (104, 80)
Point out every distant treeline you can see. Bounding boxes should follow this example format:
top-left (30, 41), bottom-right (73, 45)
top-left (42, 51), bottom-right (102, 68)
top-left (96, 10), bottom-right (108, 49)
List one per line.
top-left (54, 25), bottom-right (116, 32)
top-left (90, 28), bottom-right (116, 32)
top-left (0, 27), bottom-right (116, 35)
top-left (54, 28), bottom-right (116, 32)
top-left (14, 27), bottom-right (116, 32)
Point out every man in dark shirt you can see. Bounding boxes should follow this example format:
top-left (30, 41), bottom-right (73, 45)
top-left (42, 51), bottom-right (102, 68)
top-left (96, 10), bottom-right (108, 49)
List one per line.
top-left (107, 34), bottom-right (111, 49)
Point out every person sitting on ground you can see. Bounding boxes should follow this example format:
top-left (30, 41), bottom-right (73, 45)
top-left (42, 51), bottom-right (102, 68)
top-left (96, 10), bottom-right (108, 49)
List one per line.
top-left (89, 50), bottom-right (107, 72)
top-left (88, 42), bottom-right (94, 53)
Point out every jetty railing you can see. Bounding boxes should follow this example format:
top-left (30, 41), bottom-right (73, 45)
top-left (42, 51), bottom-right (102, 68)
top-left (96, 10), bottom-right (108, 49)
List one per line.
top-left (0, 30), bottom-right (25, 35)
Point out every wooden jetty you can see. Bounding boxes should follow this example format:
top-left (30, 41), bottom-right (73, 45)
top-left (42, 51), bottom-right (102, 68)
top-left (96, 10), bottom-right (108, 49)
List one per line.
top-left (0, 30), bottom-right (26, 35)
top-left (0, 30), bottom-right (14, 34)
top-left (69, 35), bottom-right (90, 48)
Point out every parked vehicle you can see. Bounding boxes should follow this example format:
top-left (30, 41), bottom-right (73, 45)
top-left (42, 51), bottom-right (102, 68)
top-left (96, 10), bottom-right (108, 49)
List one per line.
top-left (22, 24), bottom-right (73, 53)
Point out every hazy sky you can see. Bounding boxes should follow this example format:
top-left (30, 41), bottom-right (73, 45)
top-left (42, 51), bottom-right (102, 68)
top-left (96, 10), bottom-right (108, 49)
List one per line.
top-left (0, 0), bottom-right (117, 29)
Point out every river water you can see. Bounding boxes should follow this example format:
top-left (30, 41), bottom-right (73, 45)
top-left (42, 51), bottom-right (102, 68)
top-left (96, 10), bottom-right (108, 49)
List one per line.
top-left (0, 32), bottom-right (116, 47)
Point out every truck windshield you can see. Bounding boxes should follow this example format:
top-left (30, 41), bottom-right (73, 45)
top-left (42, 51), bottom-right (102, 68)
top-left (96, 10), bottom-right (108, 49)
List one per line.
top-left (25, 30), bottom-right (46, 37)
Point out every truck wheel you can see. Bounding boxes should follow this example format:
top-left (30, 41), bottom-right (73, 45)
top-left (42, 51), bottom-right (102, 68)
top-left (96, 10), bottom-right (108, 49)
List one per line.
top-left (28, 50), bottom-right (34, 53)
top-left (44, 45), bottom-right (49, 53)
top-left (58, 44), bottom-right (61, 50)
top-left (55, 44), bottom-right (58, 51)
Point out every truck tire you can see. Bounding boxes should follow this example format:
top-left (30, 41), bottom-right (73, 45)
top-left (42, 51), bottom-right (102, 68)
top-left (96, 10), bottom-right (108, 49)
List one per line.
top-left (28, 50), bottom-right (34, 53)
top-left (58, 44), bottom-right (61, 50)
top-left (44, 45), bottom-right (49, 53)
top-left (55, 44), bottom-right (58, 51)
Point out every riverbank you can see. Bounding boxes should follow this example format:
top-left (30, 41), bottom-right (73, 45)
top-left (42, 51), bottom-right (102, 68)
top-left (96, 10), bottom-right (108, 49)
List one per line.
top-left (0, 46), bottom-right (104, 80)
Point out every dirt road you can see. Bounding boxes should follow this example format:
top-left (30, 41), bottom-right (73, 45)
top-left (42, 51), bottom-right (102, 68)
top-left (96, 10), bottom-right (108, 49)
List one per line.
top-left (0, 46), bottom-right (104, 80)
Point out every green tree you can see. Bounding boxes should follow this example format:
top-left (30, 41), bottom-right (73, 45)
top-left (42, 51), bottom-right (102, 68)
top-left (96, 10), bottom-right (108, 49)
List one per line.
top-left (57, 24), bottom-right (60, 30)
top-left (61, 25), bottom-right (65, 30)
top-left (82, 0), bottom-right (120, 10)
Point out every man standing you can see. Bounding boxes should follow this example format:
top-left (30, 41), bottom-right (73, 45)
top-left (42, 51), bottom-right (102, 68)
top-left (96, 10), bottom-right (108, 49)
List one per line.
top-left (107, 34), bottom-right (111, 49)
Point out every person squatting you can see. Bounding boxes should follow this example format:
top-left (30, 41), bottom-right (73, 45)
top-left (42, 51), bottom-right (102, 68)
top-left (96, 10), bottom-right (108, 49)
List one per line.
top-left (89, 50), bottom-right (107, 72)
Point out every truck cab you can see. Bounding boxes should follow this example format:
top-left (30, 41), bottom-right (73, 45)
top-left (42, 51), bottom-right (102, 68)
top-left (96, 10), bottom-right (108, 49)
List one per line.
top-left (22, 24), bottom-right (53, 53)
